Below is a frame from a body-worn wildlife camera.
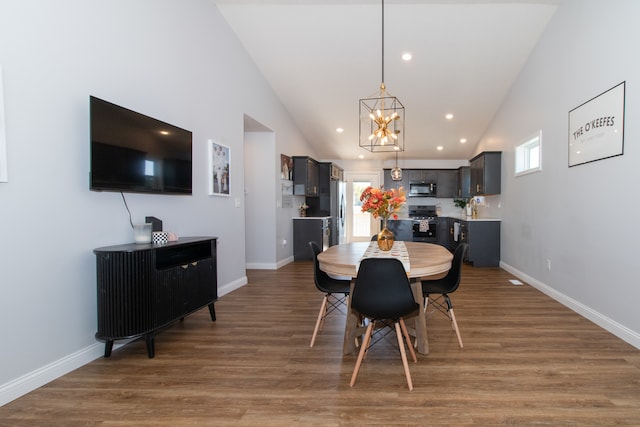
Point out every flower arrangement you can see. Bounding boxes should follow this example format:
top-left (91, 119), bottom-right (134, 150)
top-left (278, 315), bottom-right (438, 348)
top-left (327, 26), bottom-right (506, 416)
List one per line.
top-left (360, 186), bottom-right (406, 220)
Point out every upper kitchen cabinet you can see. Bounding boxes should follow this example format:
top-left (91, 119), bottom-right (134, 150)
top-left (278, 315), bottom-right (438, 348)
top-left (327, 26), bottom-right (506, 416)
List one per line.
top-left (470, 151), bottom-right (501, 195)
top-left (306, 162), bottom-right (343, 217)
top-left (408, 169), bottom-right (437, 183)
top-left (293, 156), bottom-right (319, 196)
top-left (383, 168), bottom-right (408, 191)
top-left (436, 169), bottom-right (457, 198)
top-left (330, 163), bottom-right (343, 181)
top-left (457, 166), bottom-right (471, 198)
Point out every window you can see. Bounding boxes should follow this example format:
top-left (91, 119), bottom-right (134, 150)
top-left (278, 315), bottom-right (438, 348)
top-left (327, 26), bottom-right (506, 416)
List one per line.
top-left (352, 180), bottom-right (371, 238)
top-left (515, 131), bottom-right (541, 176)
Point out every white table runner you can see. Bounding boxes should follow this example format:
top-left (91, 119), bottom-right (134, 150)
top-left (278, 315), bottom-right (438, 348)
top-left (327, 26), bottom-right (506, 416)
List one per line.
top-left (356, 241), bottom-right (411, 274)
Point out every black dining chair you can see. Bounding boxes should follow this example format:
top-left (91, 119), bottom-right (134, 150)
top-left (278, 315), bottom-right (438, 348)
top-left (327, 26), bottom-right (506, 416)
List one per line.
top-left (349, 258), bottom-right (420, 391)
top-left (308, 241), bottom-right (352, 348)
top-left (421, 243), bottom-right (468, 348)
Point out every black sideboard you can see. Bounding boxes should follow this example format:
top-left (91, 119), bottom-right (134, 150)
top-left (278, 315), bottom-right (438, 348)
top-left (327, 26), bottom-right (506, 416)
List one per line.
top-left (94, 237), bottom-right (218, 358)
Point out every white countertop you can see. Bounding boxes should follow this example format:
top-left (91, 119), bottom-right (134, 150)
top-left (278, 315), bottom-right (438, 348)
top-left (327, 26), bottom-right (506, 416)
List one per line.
top-left (292, 216), bottom-right (332, 220)
top-left (448, 215), bottom-right (501, 222)
top-left (390, 216), bottom-right (501, 222)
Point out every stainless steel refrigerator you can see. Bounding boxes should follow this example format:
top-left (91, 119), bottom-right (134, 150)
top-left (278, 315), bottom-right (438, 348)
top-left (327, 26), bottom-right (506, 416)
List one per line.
top-left (330, 179), bottom-right (346, 245)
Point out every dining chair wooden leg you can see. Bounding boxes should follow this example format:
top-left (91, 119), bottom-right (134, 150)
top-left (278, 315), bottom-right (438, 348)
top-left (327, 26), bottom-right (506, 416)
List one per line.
top-left (399, 318), bottom-right (417, 363)
top-left (350, 322), bottom-right (374, 387)
top-left (310, 296), bottom-right (328, 347)
top-left (449, 308), bottom-right (463, 348)
top-left (347, 296), bottom-right (360, 348)
top-left (395, 322), bottom-right (414, 391)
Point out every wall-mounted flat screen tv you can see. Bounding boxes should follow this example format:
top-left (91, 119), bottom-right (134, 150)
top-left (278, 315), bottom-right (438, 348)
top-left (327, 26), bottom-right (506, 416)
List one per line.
top-left (90, 96), bottom-right (192, 195)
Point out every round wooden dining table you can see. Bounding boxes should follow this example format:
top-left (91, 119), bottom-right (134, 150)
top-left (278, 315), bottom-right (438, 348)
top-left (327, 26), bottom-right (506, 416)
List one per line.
top-left (317, 241), bottom-right (453, 355)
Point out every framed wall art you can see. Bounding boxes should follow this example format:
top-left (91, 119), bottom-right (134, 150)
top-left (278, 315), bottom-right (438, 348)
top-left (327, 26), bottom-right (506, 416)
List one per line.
top-left (208, 140), bottom-right (230, 196)
top-left (568, 81), bottom-right (625, 167)
top-left (0, 65), bottom-right (7, 182)
top-left (281, 154), bottom-right (293, 180)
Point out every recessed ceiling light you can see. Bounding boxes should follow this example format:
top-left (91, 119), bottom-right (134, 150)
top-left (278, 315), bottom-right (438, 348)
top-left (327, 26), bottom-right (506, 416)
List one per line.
top-left (437, 146), bottom-right (444, 151)
top-left (445, 114), bottom-right (454, 120)
top-left (401, 52), bottom-right (412, 61)
top-left (460, 138), bottom-right (467, 143)
top-left (160, 130), bottom-right (169, 135)
top-left (336, 127), bottom-right (344, 133)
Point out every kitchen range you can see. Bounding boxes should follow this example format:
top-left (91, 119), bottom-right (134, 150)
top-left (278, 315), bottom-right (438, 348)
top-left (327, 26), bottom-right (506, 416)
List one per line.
top-left (408, 205), bottom-right (438, 243)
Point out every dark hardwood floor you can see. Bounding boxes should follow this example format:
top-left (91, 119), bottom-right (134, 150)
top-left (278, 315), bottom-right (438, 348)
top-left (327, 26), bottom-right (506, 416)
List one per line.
top-left (1, 262), bottom-right (639, 426)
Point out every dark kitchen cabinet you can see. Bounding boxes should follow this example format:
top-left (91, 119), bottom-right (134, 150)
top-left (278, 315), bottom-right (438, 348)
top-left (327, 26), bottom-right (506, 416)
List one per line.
top-left (436, 218), bottom-right (449, 247)
top-left (408, 169), bottom-right (437, 183)
top-left (307, 162), bottom-right (331, 216)
top-left (293, 156), bottom-right (319, 196)
top-left (293, 218), bottom-right (330, 261)
top-left (385, 219), bottom-right (413, 242)
top-left (447, 219), bottom-right (500, 267)
top-left (395, 168), bottom-right (456, 198)
top-left (436, 169), bottom-right (457, 198)
top-left (447, 217), bottom-right (459, 252)
top-left (470, 151), bottom-right (501, 195)
top-left (457, 166), bottom-right (471, 198)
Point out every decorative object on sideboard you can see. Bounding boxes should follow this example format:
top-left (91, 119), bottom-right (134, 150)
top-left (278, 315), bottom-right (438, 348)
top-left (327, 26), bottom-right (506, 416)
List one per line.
top-left (145, 216), bottom-right (163, 232)
top-left (133, 223), bottom-right (152, 244)
top-left (152, 231), bottom-right (169, 245)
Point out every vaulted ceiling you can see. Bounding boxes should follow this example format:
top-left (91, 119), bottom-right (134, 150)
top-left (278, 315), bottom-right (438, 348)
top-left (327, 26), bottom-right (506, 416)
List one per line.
top-left (215, 0), bottom-right (560, 161)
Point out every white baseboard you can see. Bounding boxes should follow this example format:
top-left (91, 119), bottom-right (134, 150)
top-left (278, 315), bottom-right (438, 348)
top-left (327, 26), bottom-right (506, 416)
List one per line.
top-left (246, 256), bottom-right (294, 271)
top-left (500, 261), bottom-right (640, 350)
top-left (218, 276), bottom-right (247, 297)
top-left (0, 342), bottom-right (105, 407)
top-left (0, 276), bottom-right (249, 407)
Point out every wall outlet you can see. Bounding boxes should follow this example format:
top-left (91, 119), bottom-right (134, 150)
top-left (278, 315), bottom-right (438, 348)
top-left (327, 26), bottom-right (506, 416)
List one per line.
top-left (546, 259), bottom-right (551, 271)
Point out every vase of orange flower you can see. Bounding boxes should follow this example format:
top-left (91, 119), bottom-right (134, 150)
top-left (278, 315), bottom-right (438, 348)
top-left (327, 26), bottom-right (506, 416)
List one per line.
top-left (360, 186), bottom-right (407, 251)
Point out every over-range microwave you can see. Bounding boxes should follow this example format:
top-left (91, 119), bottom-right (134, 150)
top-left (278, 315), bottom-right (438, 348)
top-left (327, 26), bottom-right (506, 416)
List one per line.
top-left (408, 182), bottom-right (437, 197)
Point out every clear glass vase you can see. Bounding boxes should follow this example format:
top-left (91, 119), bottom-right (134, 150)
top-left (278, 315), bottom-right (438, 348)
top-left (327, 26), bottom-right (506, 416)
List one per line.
top-left (377, 217), bottom-right (394, 251)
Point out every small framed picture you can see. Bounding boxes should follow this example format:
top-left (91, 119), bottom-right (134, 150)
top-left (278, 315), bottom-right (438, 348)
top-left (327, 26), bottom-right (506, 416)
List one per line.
top-left (281, 154), bottom-right (293, 180)
top-left (208, 140), bottom-right (230, 196)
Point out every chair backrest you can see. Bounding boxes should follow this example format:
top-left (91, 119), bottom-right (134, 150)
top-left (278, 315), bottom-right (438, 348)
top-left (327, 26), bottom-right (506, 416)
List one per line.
top-left (439, 243), bottom-right (468, 293)
top-left (351, 258), bottom-right (419, 320)
top-left (308, 241), bottom-right (333, 292)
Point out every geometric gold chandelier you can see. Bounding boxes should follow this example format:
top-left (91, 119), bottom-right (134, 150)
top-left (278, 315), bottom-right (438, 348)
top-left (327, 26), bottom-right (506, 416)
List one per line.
top-left (359, 0), bottom-right (405, 153)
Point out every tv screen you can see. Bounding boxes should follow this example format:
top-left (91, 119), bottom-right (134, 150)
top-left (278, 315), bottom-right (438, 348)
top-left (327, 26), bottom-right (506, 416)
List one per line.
top-left (90, 96), bottom-right (192, 195)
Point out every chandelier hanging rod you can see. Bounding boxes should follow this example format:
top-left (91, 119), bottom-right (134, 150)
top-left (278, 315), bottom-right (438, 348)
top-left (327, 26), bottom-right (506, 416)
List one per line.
top-left (381, 0), bottom-right (385, 86)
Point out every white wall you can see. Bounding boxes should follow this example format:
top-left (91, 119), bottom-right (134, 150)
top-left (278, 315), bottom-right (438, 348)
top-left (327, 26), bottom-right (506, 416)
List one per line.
top-left (0, 0), bottom-right (314, 404)
top-left (244, 131), bottom-right (276, 267)
top-left (476, 0), bottom-right (640, 345)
